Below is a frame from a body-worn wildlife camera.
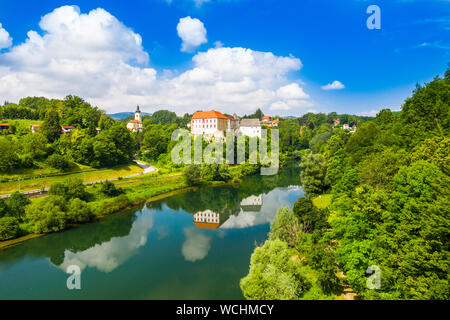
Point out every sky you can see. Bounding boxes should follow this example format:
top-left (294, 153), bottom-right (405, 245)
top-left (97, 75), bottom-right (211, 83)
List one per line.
top-left (0, 0), bottom-right (448, 116)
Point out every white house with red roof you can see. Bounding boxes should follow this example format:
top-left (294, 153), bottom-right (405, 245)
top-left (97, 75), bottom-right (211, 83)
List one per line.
top-left (127, 106), bottom-right (144, 132)
top-left (61, 126), bottom-right (75, 134)
top-left (190, 110), bottom-right (236, 140)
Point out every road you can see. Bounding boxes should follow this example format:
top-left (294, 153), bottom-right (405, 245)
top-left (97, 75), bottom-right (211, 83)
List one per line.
top-left (0, 161), bottom-right (158, 199)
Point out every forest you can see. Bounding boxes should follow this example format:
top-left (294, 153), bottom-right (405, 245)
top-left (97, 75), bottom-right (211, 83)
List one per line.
top-left (240, 67), bottom-right (449, 300)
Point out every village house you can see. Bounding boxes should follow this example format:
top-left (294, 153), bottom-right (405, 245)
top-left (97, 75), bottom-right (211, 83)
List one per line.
top-left (31, 124), bottom-right (41, 133)
top-left (343, 123), bottom-right (350, 130)
top-left (0, 123), bottom-right (9, 132)
top-left (262, 115), bottom-right (271, 124)
top-left (127, 105), bottom-right (144, 132)
top-left (61, 126), bottom-right (75, 134)
top-left (238, 118), bottom-right (262, 138)
top-left (193, 210), bottom-right (220, 229)
top-left (334, 118), bottom-right (341, 126)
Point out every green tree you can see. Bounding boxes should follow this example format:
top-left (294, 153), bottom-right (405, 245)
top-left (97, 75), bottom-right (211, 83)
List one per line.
top-left (240, 239), bottom-right (311, 300)
top-left (25, 196), bottom-right (67, 233)
top-left (0, 136), bottom-right (20, 172)
top-left (42, 109), bottom-right (61, 142)
top-left (299, 153), bottom-right (329, 195)
top-left (0, 217), bottom-right (20, 240)
top-left (6, 192), bottom-right (30, 221)
top-left (67, 198), bottom-right (93, 223)
top-left (46, 154), bottom-right (69, 171)
top-left (183, 165), bottom-right (202, 186)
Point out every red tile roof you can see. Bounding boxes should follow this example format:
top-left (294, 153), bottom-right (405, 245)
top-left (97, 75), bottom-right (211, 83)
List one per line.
top-left (62, 126), bottom-right (75, 129)
top-left (192, 110), bottom-right (229, 120)
top-left (194, 222), bottom-right (220, 229)
top-left (0, 123), bottom-right (9, 126)
top-left (128, 120), bottom-right (140, 123)
top-left (262, 116), bottom-right (271, 119)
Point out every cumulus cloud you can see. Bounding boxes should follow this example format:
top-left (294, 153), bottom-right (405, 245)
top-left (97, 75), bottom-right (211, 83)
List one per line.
top-left (177, 16), bottom-right (207, 52)
top-left (181, 227), bottom-right (211, 262)
top-left (0, 6), bottom-right (311, 115)
top-left (321, 80), bottom-right (345, 90)
top-left (0, 23), bottom-right (12, 49)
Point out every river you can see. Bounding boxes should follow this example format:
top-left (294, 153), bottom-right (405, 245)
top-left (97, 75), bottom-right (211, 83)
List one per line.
top-left (0, 164), bottom-right (303, 299)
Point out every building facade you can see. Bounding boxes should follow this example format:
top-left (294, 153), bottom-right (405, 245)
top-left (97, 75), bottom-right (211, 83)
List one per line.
top-left (190, 110), bottom-right (233, 140)
top-left (127, 106), bottom-right (144, 132)
top-left (238, 118), bottom-right (261, 138)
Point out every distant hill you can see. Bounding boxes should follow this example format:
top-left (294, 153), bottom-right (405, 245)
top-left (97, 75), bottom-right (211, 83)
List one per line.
top-left (108, 112), bottom-right (152, 120)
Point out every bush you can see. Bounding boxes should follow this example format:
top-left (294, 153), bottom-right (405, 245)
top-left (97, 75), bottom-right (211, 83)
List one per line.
top-left (48, 177), bottom-right (87, 200)
top-left (67, 198), bottom-right (94, 223)
top-left (25, 196), bottom-right (67, 233)
top-left (6, 191), bottom-right (30, 221)
top-left (48, 182), bottom-right (69, 198)
top-left (0, 217), bottom-right (20, 240)
top-left (0, 198), bottom-right (8, 218)
top-left (100, 180), bottom-right (123, 197)
top-left (46, 154), bottom-right (69, 171)
top-left (20, 154), bottom-right (35, 168)
top-left (183, 165), bottom-right (202, 186)
top-left (240, 239), bottom-right (311, 300)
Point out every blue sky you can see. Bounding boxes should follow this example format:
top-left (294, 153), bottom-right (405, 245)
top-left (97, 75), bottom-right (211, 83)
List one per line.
top-left (0, 0), bottom-right (448, 116)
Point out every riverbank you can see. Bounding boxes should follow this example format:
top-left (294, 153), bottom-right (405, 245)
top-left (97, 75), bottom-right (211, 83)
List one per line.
top-left (0, 168), bottom-right (248, 250)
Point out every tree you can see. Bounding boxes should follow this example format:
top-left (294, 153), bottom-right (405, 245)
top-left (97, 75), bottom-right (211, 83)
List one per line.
top-left (67, 198), bottom-right (93, 223)
top-left (6, 192), bottom-right (31, 221)
top-left (0, 136), bottom-right (20, 172)
top-left (240, 239), bottom-right (311, 300)
top-left (98, 114), bottom-right (115, 130)
top-left (0, 217), bottom-right (20, 240)
top-left (299, 153), bottom-right (329, 195)
top-left (100, 181), bottom-right (123, 197)
top-left (20, 133), bottom-right (48, 159)
top-left (46, 154), bottom-right (69, 171)
top-left (183, 165), bottom-right (202, 186)
top-left (42, 109), bottom-right (61, 142)
top-left (0, 198), bottom-right (8, 218)
top-left (25, 196), bottom-right (67, 233)
top-left (292, 198), bottom-right (326, 233)
top-left (269, 207), bottom-right (302, 248)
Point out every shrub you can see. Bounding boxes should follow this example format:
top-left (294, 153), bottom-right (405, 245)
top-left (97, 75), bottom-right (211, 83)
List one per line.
top-left (25, 196), bottom-right (67, 233)
top-left (67, 198), bottom-right (94, 223)
top-left (183, 165), bottom-right (202, 186)
top-left (100, 180), bottom-right (123, 197)
top-left (46, 154), bottom-right (69, 171)
top-left (0, 217), bottom-right (20, 240)
top-left (6, 191), bottom-right (30, 221)
top-left (240, 239), bottom-right (311, 300)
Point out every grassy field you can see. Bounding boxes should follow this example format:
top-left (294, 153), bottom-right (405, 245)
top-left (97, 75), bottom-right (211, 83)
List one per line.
top-left (0, 163), bottom-right (144, 194)
top-left (312, 194), bottom-right (332, 208)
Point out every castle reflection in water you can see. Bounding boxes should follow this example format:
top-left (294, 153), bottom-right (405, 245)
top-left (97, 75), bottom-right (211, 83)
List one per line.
top-left (193, 195), bottom-right (263, 229)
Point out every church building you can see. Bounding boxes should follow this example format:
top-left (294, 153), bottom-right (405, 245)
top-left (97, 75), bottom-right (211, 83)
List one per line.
top-left (127, 106), bottom-right (144, 132)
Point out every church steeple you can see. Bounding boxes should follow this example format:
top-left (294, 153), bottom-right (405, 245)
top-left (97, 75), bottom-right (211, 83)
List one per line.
top-left (135, 105), bottom-right (142, 123)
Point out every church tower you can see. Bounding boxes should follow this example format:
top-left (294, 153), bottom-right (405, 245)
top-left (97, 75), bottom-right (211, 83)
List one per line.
top-left (135, 105), bottom-right (142, 123)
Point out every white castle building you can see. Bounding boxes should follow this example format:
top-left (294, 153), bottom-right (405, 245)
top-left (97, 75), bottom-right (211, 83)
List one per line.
top-left (193, 210), bottom-right (220, 229)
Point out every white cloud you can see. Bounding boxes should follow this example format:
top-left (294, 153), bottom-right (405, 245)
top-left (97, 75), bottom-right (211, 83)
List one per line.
top-left (177, 16), bottom-right (207, 53)
top-left (277, 83), bottom-right (309, 100)
top-left (321, 80), bottom-right (345, 90)
top-left (0, 23), bottom-right (12, 49)
top-left (0, 6), bottom-right (310, 115)
top-left (181, 227), bottom-right (211, 262)
top-left (359, 109), bottom-right (378, 117)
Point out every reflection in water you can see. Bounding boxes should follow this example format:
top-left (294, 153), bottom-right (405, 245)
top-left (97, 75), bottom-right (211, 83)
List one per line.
top-left (193, 210), bottom-right (221, 229)
top-left (181, 227), bottom-right (212, 262)
top-left (0, 163), bottom-right (303, 299)
top-left (240, 195), bottom-right (263, 212)
top-left (58, 213), bottom-right (154, 273)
